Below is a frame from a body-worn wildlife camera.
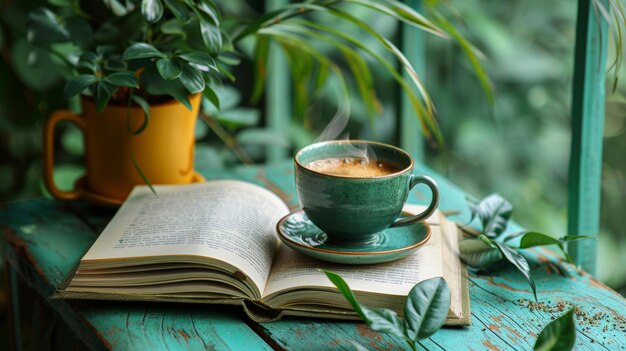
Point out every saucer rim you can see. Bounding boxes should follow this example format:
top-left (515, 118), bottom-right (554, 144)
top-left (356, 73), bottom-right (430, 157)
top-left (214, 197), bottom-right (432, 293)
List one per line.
top-left (276, 210), bottom-right (432, 256)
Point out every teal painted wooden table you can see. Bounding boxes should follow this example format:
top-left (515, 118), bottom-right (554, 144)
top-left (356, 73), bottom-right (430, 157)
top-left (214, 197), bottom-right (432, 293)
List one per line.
top-left (2, 162), bottom-right (625, 350)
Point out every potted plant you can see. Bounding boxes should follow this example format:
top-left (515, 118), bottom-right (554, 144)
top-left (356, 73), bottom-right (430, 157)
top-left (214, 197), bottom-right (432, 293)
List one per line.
top-left (23, 0), bottom-right (485, 205)
top-left (33, 1), bottom-right (237, 205)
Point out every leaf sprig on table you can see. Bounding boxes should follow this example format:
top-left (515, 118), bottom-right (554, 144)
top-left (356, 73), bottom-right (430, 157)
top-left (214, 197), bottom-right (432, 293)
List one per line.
top-left (322, 270), bottom-right (451, 351)
top-left (534, 308), bottom-right (577, 351)
top-left (459, 194), bottom-right (591, 301)
top-left (321, 195), bottom-right (583, 350)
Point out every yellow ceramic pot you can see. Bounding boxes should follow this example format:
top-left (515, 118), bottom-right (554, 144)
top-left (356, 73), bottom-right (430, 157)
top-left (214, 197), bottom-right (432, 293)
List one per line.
top-left (43, 94), bottom-right (204, 206)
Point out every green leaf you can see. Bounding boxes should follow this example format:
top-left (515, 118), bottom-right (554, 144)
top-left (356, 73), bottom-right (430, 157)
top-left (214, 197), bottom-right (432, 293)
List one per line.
top-left (199, 20), bottom-right (222, 55)
top-left (534, 309), bottom-right (576, 351)
top-left (255, 25), bottom-right (343, 104)
top-left (340, 47), bottom-right (378, 119)
top-left (303, 6), bottom-right (440, 141)
top-left (459, 239), bottom-right (503, 269)
top-left (361, 308), bottom-right (406, 339)
top-left (217, 52), bottom-right (241, 66)
top-left (178, 52), bottom-right (217, 72)
top-left (142, 0), bottom-right (164, 23)
top-left (0, 24), bottom-right (4, 50)
top-left (322, 270), bottom-right (406, 339)
top-left (559, 235), bottom-right (594, 243)
top-left (404, 277), bottom-right (450, 341)
top-left (216, 61), bottom-right (235, 82)
top-left (129, 94), bottom-right (150, 135)
top-left (93, 22), bottom-right (117, 43)
top-left (123, 43), bottom-right (163, 60)
top-left (47, 0), bottom-right (72, 6)
top-left (178, 64), bottom-right (205, 93)
top-left (64, 74), bottom-right (98, 99)
top-left (96, 45), bottom-right (116, 57)
top-left (65, 17), bottom-right (92, 48)
top-left (92, 81), bottom-right (115, 112)
top-left (321, 270), bottom-right (367, 318)
top-left (77, 52), bottom-right (98, 71)
top-left (432, 10), bottom-right (493, 107)
top-left (491, 238), bottom-right (537, 301)
top-left (163, 0), bottom-right (189, 22)
top-left (161, 19), bottom-right (186, 36)
top-left (27, 8), bottom-right (70, 44)
top-left (251, 36), bottom-right (269, 103)
top-left (343, 0), bottom-right (446, 38)
top-left (104, 58), bottom-right (127, 71)
top-left (10, 39), bottom-right (64, 91)
top-left (470, 194), bottom-right (513, 238)
top-left (156, 58), bottom-right (183, 80)
top-left (519, 232), bottom-right (562, 249)
top-left (278, 41), bottom-right (313, 119)
top-left (315, 63), bottom-right (329, 91)
top-left (104, 71), bottom-right (139, 87)
top-left (142, 63), bottom-right (191, 110)
top-left (273, 17), bottom-right (438, 143)
top-left (131, 154), bottom-right (157, 196)
top-left (203, 88), bottom-right (220, 110)
top-left (197, 0), bottom-right (220, 25)
top-left (518, 232), bottom-right (574, 264)
top-left (503, 231), bottom-right (527, 243)
top-left (480, 235), bottom-right (497, 248)
top-left (103, 0), bottom-right (130, 16)
top-left (232, 6), bottom-right (301, 42)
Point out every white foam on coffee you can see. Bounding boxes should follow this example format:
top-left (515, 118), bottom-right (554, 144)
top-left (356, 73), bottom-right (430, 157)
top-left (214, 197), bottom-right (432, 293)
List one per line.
top-left (307, 157), bottom-right (397, 178)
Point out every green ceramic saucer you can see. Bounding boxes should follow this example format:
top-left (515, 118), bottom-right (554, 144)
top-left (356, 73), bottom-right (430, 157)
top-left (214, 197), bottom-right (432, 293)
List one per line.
top-left (276, 210), bottom-right (431, 265)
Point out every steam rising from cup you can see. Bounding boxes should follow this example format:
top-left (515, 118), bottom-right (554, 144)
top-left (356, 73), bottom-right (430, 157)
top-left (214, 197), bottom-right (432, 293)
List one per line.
top-left (314, 89), bottom-right (376, 164)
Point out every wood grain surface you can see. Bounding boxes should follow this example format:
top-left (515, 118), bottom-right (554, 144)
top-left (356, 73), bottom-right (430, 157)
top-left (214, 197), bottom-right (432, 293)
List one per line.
top-left (1, 161), bottom-right (625, 350)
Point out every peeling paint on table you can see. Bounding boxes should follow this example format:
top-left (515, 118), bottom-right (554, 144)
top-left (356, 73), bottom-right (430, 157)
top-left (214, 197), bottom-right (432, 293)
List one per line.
top-left (1, 162), bottom-right (625, 350)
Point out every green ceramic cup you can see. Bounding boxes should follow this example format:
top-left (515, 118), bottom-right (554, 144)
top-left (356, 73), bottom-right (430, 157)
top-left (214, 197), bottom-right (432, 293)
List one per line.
top-left (294, 140), bottom-right (439, 244)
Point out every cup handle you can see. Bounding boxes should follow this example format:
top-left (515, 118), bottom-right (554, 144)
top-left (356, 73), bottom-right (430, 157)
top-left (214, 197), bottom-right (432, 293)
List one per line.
top-left (390, 175), bottom-right (439, 228)
top-left (43, 110), bottom-right (85, 201)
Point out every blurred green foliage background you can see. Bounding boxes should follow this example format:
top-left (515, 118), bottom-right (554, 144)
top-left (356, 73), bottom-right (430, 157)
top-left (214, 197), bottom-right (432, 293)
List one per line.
top-left (0, 0), bottom-right (624, 297)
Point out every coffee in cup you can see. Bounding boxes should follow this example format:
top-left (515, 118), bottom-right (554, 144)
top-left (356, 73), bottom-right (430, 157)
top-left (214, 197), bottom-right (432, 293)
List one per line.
top-left (305, 157), bottom-right (401, 178)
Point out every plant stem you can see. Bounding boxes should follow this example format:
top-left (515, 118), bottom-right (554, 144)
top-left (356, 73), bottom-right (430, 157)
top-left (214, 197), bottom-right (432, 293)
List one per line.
top-left (199, 113), bottom-right (254, 165)
top-left (407, 338), bottom-right (418, 351)
top-left (457, 224), bottom-right (481, 238)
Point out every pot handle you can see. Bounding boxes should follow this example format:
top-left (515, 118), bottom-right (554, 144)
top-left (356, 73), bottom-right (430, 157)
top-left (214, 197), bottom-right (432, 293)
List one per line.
top-left (43, 110), bottom-right (85, 201)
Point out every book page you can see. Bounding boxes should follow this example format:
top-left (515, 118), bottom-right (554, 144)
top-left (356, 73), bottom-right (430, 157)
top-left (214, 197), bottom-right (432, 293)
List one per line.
top-left (81, 181), bottom-right (289, 294)
top-left (441, 215), bottom-right (465, 319)
top-left (262, 205), bottom-right (444, 298)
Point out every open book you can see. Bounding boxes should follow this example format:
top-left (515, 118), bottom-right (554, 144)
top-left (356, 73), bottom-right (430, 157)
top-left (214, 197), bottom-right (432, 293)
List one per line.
top-left (56, 181), bottom-right (470, 325)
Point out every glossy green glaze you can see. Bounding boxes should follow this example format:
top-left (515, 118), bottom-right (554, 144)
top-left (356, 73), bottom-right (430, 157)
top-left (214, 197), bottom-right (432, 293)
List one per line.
top-left (276, 210), bottom-right (431, 264)
top-left (294, 140), bottom-right (438, 243)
